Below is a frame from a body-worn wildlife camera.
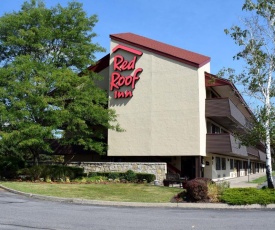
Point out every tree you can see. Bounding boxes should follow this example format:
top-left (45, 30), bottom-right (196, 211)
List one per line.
top-left (223, 0), bottom-right (275, 188)
top-left (0, 0), bottom-right (119, 164)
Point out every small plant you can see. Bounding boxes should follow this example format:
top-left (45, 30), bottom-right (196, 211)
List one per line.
top-left (124, 170), bottom-right (137, 182)
top-left (185, 178), bottom-right (209, 202)
top-left (207, 183), bottom-right (219, 203)
top-left (108, 172), bottom-right (121, 180)
top-left (136, 173), bottom-right (156, 183)
top-left (28, 165), bottom-right (45, 181)
top-left (206, 180), bottom-right (230, 203)
top-left (174, 191), bottom-right (187, 202)
top-left (86, 175), bottom-right (107, 183)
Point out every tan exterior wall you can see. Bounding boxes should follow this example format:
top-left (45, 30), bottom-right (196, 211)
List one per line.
top-left (108, 40), bottom-right (210, 157)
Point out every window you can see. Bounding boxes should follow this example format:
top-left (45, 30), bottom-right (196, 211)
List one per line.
top-left (211, 124), bottom-right (221, 134)
top-left (216, 157), bottom-right (226, 170)
top-left (240, 161), bottom-right (243, 169)
top-left (234, 160), bottom-right (237, 169)
top-left (230, 159), bottom-right (234, 169)
top-left (216, 157), bottom-right (221, 170)
top-left (222, 158), bottom-right (226, 170)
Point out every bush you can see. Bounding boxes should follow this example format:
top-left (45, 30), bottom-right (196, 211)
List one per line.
top-left (194, 177), bottom-right (214, 184)
top-left (28, 165), bottom-right (46, 180)
top-left (207, 183), bottom-right (220, 203)
top-left (207, 180), bottom-right (230, 203)
top-left (124, 170), bottom-right (137, 182)
top-left (221, 187), bottom-right (275, 205)
top-left (18, 165), bottom-right (84, 181)
top-left (136, 173), bottom-right (156, 183)
top-left (107, 172), bottom-right (121, 180)
top-left (0, 156), bottom-right (25, 179)
top-left (185, 178), bottom-right (209, 202)
top-left (87, 171), bottom-right (155, 183)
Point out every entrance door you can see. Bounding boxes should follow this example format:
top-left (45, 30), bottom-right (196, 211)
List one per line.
top-left (236, 160), bottom-right (240, 177)
top-left (181, 156), bottom-right (196, 179)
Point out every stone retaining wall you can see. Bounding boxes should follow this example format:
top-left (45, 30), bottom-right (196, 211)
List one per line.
top-left (69, 162), bottom-right (167, 183)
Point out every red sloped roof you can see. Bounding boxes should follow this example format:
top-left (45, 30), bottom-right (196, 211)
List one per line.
top-left (88, 54), bottom-right (110, 73)
top-left (110, 32), bottom-right (210, 68)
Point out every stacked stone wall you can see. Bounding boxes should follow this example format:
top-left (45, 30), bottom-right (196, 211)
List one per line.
top-left (69, 162), bottom-right (167, 183)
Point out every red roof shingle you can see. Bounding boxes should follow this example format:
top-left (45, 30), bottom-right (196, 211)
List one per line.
top-left (110, 32), bottom-right (210, 68)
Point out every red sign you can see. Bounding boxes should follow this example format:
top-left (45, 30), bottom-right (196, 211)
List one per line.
top-left (110, 44), bottom-right (143, 99)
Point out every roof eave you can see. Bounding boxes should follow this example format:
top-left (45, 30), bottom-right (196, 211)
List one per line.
top-left (110, 35), bottom-right (210, 68)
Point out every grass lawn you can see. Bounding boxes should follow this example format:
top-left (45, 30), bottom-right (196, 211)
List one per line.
top-left (250, 172), bottom-right (275, 184)
top-left (0, 182), bottom-right (182, 203)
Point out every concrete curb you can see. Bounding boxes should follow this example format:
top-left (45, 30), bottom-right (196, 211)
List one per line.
top-left (1, 184), bottom-right (275, 209)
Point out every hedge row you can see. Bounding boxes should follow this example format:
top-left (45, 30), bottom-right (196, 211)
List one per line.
top-left (18, 165), bottom-right (85, 181)
top-left (88, 170), bottom-right (156, 183)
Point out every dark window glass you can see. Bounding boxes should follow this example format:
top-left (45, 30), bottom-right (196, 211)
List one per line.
top-left (222, 158), bottom-right (226, 170)
top-left (230, 159), bottom-right (234, 169)
top-left (216, 157), bottom-right (221, 170)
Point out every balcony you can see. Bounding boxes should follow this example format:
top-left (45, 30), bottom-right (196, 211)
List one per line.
top-left (259, 150), bottom-right (266, 162)
top-left (206, 133), bottom-right (248, 158)
top-left (206, 98), bottom-right (248, 132)
top-left (247, 146), bottom-right (260, 159)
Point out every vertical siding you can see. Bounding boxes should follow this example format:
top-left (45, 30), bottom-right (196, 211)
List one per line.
top-left (206, 98), bottom-right (248, 130)
top-left (206, 133), bottom-right (248, 157)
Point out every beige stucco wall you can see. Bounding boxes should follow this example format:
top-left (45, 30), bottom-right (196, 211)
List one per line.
top-left (108, 40), bottom-right (210, 157)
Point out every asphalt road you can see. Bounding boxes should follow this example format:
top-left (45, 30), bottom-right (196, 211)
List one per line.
top-left (0, 188), bottom-right (275, 230)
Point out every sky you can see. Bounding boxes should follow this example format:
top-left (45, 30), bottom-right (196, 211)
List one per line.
top-left (0, 0), bottom-right (249, 76)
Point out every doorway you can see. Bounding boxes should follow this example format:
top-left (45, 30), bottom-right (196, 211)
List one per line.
top-left (181, 156), bottom-right (196, 179)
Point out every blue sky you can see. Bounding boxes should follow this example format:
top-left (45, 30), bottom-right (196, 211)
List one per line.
top-left (0, 0), bottom-right (249, 75)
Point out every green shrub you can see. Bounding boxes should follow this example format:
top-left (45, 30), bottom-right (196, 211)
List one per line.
top-left (87, 175), bottom-right (108, 182)
top-left (67, 166), bottom-right (85, 178)
top-left (221, 188), bottom-right (275, 205)
top-left (88, 172), bottom-right (98, 177)
top-left (87, 171), bottom-right (155, 183)
top-left (18, 165), bottom-right (84, 181)
top-left (136, 173), bottom-right (156, 183)
top-left (0, 156), bottom-right (25, 179)
top-left (124, 170), bottom-right (137, 182)
top-left (185, 178), bottom-right (208, 202)
top-left (107, 172), bottom-right (121, 180)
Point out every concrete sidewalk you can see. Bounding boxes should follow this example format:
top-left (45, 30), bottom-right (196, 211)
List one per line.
top-left (225, 172), bottom-right (266, 188)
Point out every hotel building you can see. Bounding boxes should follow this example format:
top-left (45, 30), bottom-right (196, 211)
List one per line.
top-left (68, 32), bottom-right (266, 181)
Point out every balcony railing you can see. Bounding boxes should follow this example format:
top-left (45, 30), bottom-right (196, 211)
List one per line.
top-left (247, 146), bottom-right (259, 158)
top-left (206, 98), bottom-right (248, 132)
top-left (206, 133), bottom-right (248, 157)
top-left (259, 150), bottom-right (266, 162)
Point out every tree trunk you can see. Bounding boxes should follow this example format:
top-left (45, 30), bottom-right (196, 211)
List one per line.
top-left (33, 153), bottom-right (39, 166)
top-left (265, 80), bottom-right (274, 189)
top-left (265, 140), bottom-right (274, 188)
